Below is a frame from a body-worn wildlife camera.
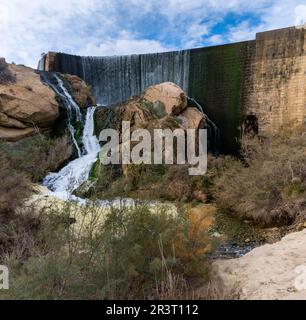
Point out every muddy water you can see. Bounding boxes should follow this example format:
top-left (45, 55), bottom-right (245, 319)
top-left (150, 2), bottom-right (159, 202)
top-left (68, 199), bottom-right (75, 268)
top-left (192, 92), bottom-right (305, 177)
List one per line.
top-left (210, 209), bottom-right (265, 259)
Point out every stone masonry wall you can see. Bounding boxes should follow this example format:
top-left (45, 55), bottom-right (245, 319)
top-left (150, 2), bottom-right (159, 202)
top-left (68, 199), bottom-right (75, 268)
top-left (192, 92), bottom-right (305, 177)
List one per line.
top-left (245, 27), bottom-right (306, 136)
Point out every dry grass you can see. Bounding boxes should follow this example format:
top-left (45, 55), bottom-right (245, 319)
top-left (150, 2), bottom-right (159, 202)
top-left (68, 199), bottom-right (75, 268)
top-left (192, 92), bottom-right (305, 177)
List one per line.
top-left (0, 133), bottom-right (73, 263)
top-left (0, 144), bottom-right (31, 216)
top-left (214, 129), bottom-right (306, 226)
top-left (3, 134), bottom-right (73, 182)
top-left (0, 202), bottom-right (216, 300)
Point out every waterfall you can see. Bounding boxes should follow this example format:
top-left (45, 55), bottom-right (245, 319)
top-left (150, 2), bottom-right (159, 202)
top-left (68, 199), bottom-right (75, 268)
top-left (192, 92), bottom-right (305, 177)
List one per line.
top-left (43, 107), bottom-right (100, 201)
top-left (54, 50), bottom-right (190, 106)
top-left (37, 54), bottom-right (45, 71)
top-left (41, 73), bottom-right (83, 157)
top-left (54, 74), bottom-right (83, 157)
top-left (187, 97), bottom-right (220, 154)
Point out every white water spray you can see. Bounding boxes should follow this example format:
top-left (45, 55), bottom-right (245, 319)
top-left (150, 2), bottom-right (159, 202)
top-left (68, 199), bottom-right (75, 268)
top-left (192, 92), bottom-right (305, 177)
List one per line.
top-left (42, 74), bottom-right (83, 157)
top-left (43, 107), bottom-right (100, 201)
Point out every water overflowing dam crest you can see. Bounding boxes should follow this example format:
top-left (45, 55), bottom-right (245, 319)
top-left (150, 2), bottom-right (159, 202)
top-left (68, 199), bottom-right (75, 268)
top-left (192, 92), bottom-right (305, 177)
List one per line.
top-left (40, 50), bottom-right (190, 106)
top-left (38, 48), bottom-right (239, 152)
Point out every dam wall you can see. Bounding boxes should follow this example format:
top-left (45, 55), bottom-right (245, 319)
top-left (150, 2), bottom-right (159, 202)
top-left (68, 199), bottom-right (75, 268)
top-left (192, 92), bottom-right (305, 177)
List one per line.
top-left (244, 27), bottom-right (306, 136)
top-left (40, 26), bottom-right (306, 152)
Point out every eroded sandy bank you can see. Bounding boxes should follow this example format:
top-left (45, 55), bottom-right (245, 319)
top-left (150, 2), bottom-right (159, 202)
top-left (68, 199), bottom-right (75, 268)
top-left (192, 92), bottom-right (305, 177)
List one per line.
top-left (214, 229), bottom-right (306, 300)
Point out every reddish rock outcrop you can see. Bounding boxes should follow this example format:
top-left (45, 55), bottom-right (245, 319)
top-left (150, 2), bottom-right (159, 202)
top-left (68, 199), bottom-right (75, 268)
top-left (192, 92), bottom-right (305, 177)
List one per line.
top-left (0, 63), bottom-right (59, 141)
top-left (0, 59), bottom-right (95, 142)
top-left (143, 82), bottom-right (187, 116)
top-left (178, 107), bottom-right (207, 130)
top-left (64, 74), bottom-right (96, 108)
top-left (94, 82), bottom-right (207, 182)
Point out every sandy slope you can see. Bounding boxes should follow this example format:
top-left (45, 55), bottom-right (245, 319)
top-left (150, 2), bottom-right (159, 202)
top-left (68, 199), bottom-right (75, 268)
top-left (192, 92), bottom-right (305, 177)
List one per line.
top-left (214, 229), bottom-right (306, 300)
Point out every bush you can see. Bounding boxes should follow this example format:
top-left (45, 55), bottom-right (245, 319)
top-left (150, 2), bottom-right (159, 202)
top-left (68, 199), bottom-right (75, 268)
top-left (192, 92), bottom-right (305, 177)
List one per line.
top-left (4, 134), bottom-right (73, 182)
top-left (0, 142), bottom-right (35, 258)
top-left (0, 144), bottom-right (31, 216)
top-left (86, 161), bottom-right (211, 204)
top-left (0, 133), bottom-right (73, 257)
top-left (214, 129), bottom-right (306, 226)
top-left (1, 202), bottom-right (211, 300)
top-left (0, 58), bottom-right (16, 84)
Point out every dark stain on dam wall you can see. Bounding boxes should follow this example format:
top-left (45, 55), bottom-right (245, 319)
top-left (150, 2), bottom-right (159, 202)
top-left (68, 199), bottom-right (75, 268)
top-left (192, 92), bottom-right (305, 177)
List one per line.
top-left (188, 41), bottom-right (255, 152)
top-left (40, 27), bottom-right (306, 153)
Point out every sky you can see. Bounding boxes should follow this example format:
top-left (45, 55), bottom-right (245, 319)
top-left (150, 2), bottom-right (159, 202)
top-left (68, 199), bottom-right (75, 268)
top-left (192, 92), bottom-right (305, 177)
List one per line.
top-left (0, 0), bottom-right (306, 68)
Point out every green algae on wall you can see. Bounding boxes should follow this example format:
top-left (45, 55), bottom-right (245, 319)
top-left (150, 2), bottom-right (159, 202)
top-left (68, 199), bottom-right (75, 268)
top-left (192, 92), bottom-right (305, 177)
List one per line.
top-left (189, 41), bottom-right (253, 153)
top-left (46, 41), bottom-right (255, 153)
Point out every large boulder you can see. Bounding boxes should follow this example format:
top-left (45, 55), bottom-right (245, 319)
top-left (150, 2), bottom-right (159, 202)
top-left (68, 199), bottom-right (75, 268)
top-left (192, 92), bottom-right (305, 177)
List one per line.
top-left (0, 59), bottom-right (95, 142)
top-left (94, 82), bottom-right (208, 185)
top-left (94, 97), bottom-right (159, 137)
top-left (95, 82), bottom-right (206, 141)
top-left (63, 74), bottom-right (96, 108)
top-left (178, 107), bottom-right (207, 130)
top-left (143, 82), bottom-right (187, 116)
top-left (0, 62), bottom-right (59, 141)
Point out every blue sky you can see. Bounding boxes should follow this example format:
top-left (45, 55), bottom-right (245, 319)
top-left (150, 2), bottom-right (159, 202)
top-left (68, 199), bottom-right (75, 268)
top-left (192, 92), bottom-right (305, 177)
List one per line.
top-left (0, 0), bottom-right (306, 68)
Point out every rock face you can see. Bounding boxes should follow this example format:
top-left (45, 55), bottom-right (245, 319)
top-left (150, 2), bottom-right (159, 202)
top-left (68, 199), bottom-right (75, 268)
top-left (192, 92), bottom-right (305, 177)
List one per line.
top-left (94, 82), bottom-right (208, 183)
top-left (0, 60), bottom-right (96, 142)
top-left (64, 74), bottom-right (96, 108)
top-left (178, 107), bottom-right (207, 130)
top-left (95, 82), bottom-right (207, 136)
top-left (143, 82), bottom-right (187, 116)
top-left (214, 229), bottom-right (306, 300)
top-left (0, 62), bottom-right (59, 141)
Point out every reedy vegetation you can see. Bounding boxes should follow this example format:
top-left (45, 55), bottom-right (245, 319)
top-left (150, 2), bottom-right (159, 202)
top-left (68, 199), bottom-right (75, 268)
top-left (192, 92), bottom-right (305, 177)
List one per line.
top-left (0, 126), bottom-right (305, 299)
top-left (214, 128), bottom-right (306, 226)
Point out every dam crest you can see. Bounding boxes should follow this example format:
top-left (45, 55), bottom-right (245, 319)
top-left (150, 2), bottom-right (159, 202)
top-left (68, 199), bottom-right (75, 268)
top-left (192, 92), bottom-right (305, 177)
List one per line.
top-left (39, 26), bottom-right (306, 152)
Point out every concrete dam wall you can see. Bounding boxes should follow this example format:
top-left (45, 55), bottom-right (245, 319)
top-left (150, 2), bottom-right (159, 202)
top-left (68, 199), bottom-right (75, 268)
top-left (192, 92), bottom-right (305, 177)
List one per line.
top-left (40, 26), bottom-right (306, 152)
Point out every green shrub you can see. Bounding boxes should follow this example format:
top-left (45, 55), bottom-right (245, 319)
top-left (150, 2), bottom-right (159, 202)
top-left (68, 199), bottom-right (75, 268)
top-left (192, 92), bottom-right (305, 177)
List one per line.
top-left (0, 143), bottom-right (31, 216)
top-left (3, 134), bottom-right (73, 182)
top-left (0, 142), bottom-right (35, 259)
top-left (214, 129), bottom-right (306, 226)
top-left (1, 202), bottom-right (211, 300)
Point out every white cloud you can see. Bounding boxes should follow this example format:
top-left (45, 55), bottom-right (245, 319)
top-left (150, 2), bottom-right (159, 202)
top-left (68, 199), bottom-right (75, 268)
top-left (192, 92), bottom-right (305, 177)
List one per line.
top-left (207, 34), bottom-right (224, 45)
top-left (295, 5), bottom-right (306, 26)
top-left (78, 36), bottom-right (174, 57)
top-left (0, 0), bottom-right (305, 68)
top-left (227, 21), bottom-right (265, 42)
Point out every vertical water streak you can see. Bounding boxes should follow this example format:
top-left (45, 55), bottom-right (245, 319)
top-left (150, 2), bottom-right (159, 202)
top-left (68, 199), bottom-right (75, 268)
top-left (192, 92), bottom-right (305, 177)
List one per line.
top-left (188, 97), bottom-right (220, 154)
top-left (41, 73), bottom-right (83, 157)
top-left (140, 50), bottom-right (190, 94)
top-left (77, 50), bottom-right (190, 105)
top-left (43, 107), bottom-right (100, 200)
top-left (54, 74), bottom-right (82, 122)
top-left (37, 54), bottom-right (45, 71)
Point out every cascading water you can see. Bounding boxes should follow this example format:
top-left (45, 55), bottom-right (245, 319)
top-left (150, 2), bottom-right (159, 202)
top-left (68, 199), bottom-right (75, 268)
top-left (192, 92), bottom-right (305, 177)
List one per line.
top-left (43, 107), bottom-right (100, 201)
top-left (187, 97), bottom-right (220, 154)
top-left (37, 54), bottom-right (45, 71)
top-left (40, 73), bottom-right (83, 157)
top-left (45, 50), bottom-right (190, 106)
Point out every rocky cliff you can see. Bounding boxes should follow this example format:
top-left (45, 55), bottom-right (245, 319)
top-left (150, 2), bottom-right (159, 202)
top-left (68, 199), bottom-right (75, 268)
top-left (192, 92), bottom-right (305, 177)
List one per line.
top-left (0, 59), bottom-right (95, 142)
